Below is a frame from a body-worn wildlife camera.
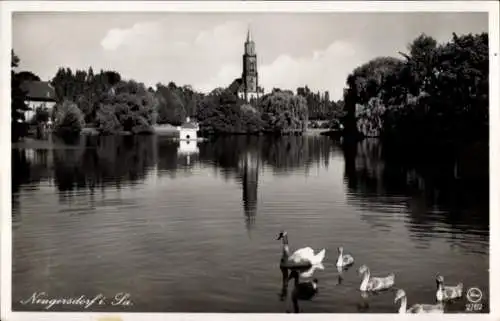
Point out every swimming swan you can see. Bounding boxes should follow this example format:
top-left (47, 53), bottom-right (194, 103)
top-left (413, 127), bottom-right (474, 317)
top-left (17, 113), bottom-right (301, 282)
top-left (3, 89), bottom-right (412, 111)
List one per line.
top-left (288, 270), bottom-right (319, 313)
top-left (395, 289), bottom-right (444, 313)
top-left (435, 274), bottom-right (463, 302)
top-left (358, 264), bottom-right (395, 292)
top-left (298, 263), bottom-right (325, 278)
top-left (277, 231), bottom-right (326, 268)
top-left (336, 246), bottom-right (354, 268)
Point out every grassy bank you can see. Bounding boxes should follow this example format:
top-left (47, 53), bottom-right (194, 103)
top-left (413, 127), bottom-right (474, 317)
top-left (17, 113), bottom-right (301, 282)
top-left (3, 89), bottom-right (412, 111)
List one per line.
top-left (153, 124), bottom-right (179, 137)
top-left (11, 137), bottom-right (83, 150)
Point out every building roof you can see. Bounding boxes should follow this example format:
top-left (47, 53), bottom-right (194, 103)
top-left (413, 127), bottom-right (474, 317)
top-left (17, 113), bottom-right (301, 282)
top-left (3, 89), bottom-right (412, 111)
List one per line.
top-left (20, 81), bottom-right (57, 102)
top-left (180, 122), bottom-right (198, 129)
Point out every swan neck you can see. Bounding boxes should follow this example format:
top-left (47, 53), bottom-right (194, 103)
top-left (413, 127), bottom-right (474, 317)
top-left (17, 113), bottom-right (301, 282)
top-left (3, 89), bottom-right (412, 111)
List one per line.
top-left (399, 296), bottom-right (407, 313)
top-left (360, 270), bottom-right (370, 290)
top-left (281, 235), bottom-right (290, 259)
top-left (282, 245), bottom-right (290, 259)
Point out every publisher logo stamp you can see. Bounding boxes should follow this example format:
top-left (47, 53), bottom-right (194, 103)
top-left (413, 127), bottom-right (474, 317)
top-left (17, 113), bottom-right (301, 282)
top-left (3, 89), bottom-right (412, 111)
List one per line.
top-left (466, 287), bottom-right (483, 311)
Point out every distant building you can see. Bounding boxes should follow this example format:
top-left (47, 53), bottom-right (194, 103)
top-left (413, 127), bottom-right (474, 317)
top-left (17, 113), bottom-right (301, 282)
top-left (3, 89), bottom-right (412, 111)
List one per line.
top-left (20, 81), bottom-right (57, 123)
top-left (177, 127), bottom-right (200, 166)
top-left (236, 28), bottom-right (261, 102)
top-left (177, 117), bottom-right (199, 141)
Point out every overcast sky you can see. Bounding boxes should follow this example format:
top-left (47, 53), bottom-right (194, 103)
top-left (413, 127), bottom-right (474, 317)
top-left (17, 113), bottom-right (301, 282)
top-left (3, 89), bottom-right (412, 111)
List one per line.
top-left (12, 12), bottom-right (487, 100)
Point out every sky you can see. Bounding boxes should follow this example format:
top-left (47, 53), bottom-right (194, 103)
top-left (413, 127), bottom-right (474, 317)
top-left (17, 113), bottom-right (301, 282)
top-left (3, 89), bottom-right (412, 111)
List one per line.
top-left (12, 12), bottom-right (488, 100)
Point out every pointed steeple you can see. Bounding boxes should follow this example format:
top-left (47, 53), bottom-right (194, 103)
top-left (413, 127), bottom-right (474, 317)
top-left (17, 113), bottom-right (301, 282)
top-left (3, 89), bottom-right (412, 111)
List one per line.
top-left (246, 26), bottom-right (252, 43)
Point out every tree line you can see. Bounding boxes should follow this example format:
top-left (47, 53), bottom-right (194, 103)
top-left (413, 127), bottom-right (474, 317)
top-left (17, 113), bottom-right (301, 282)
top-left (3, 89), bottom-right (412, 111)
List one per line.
top-left (297, 86), bottom-right (344, 122)
top-left (11, 52), bottom-right (317, 140)
top-left (342, 32), bottom-right (488, 145)
top-left (11, 30), bottom-right (488, 143)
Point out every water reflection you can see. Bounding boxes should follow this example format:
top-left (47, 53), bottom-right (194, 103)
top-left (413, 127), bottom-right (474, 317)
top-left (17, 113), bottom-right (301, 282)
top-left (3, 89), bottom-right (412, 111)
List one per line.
top-left (279, 266), bottom-right (321, 313)
top-left (196, 136), bottom-right (334, 234)
top-left (239, 150), bottom-right (259, 233)
top-left (288, 270), bottom-right (319, 313)
top-left (12, 136), bottom-right (489, 248)
top-left (177, 140), bottom-right (199, 166)
top-left (342, 138), bottom-right (489, 254)
top-left (11, 135), bottom-right (489, 312)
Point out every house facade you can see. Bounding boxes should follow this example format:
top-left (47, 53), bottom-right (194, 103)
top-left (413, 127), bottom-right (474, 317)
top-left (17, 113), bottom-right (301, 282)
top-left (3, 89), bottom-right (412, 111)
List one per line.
top-left (21, 81), bottom-right (57, 123)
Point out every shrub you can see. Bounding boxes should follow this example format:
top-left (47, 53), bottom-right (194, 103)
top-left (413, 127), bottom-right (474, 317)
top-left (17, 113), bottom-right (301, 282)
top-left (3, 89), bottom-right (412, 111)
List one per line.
top-left (95, 104), bottom-right (122, 134)
top-left (96, 81), bottom-right (157, 134)
top-left (54, 100), bottom-right (85, 136)
top-left (32, 106), bottom-right (50, 124)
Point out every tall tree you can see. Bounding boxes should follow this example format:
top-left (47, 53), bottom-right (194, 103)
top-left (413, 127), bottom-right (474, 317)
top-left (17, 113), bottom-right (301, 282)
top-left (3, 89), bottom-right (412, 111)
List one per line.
top-left (11, 50), bottom-right (30, 142)
top-left (341, 32), bottom-right (489, 144)
top-left (16, 71), bottom-right (41, 82)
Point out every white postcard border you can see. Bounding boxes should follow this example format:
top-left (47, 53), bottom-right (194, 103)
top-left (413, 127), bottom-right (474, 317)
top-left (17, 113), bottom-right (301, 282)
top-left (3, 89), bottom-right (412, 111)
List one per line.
top-left (1, 1), bottom-right (498, 321)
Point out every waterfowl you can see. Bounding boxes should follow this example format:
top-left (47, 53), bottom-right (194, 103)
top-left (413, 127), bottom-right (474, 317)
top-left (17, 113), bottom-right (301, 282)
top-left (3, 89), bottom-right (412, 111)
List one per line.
top-left (435, 274), bottom-right (463, 302)
top-left (336, 246), bottom-right (354, 268)
top-left (395, 289), bottom-right (444, 313)
top-left (358, 264), bottom-right (395, 292)
top-left (277, 231), bottom-right (326, 268)
top-left (288, 270), bottom-right (319, 313)
top-left (298, 263), bottom-right (325, 278)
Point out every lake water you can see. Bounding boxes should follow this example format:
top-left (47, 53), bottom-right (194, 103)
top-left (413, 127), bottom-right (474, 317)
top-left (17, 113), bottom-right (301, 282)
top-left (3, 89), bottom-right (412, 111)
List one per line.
top-left (11, 135), bottom-right (489, 313)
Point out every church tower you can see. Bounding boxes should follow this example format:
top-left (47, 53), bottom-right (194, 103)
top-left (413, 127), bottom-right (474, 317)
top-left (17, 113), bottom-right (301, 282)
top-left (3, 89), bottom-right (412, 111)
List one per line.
top-left (240, 28), bottom-right (259, 102)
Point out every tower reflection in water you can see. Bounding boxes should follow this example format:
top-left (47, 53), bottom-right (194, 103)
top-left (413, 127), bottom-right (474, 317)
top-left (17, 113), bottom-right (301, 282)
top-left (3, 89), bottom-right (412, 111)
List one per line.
top-left (238, 150), bottom-right (259, 234)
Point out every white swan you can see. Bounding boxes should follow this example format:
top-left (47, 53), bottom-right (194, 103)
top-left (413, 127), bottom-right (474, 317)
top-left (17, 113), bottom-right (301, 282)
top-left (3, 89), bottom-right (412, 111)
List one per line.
top-left (298, 263), bottom-right (325, 278)
top-left (358, 264), bottom-right (395, 292)
top-left (277, 231), bottom-right (326, 268)
top-left (336, 246), bottom-right (354, 268)
top-left (395, 289), bottom-right (444, 313)
top-left (435, 274), bottom-right (463, 302)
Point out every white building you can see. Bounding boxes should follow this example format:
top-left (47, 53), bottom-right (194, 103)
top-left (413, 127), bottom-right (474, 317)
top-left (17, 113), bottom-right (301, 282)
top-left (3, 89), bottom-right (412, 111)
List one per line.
top-left (177, 117), bottom-right (199, 141)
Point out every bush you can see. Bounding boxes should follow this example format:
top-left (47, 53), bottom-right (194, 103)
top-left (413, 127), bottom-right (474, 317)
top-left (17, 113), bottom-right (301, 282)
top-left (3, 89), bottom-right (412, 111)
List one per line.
top-left (54, 100), bottom-right (85, 136)
top-left (319, 122), bottom-right (330, 129)
top-left (95, 104), bottom-right (122, 134)
top-left (96, 81), bottom-right (157, 134)
top-left (240, 104), bottom-right (264, 133)
top-left (259, 90), bottom-right (308, 134)
top-left (32, 106), bottom-right (50, 124)
top-left (198, 91), bottom-right (252, 134)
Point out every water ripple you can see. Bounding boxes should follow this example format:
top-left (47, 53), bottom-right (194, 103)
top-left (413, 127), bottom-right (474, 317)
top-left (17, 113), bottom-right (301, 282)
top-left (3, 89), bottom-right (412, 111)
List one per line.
top-left (11, 136), bottom-right (489, 313)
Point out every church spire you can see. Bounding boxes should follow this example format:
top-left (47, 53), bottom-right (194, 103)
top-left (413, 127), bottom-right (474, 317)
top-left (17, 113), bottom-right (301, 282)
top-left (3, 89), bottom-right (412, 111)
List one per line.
top-left (246, 26), bottom-right (252, 43)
